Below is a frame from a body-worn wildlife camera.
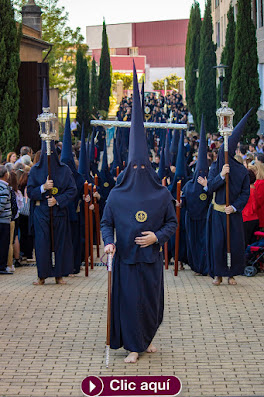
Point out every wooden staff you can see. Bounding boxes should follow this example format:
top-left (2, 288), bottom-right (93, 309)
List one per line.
top-left (116, 166), bottom-right (120, 177)
top-left (47, 144), bottom-right (56, 268)
top-left (84, 181), bottom-right (89, 277)
top-left (224, 137), bottom-right (231, 268)
top-left (93, 181), bottom-right (101, 258)
top-left (174, 180), bottom-right (181, 276)
top-left (105, 252), bottom-right (113, 367)
top-left (162, 177), bottom-right (169, 270)
top-left (88, 183), bottom-right (94, 269)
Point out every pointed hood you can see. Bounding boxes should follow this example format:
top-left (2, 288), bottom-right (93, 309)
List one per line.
top-left (181, 116), bottom-right (211, 220)
top-left (90, 127), bottom-right (96, 162)
top-left (101, 139), bottom-right (108, 172)
top-left (169, 130), bottom-right (187, 198)
top-left (228, 108), bottom-right (252, 157)
top-left (110, 138), bottom-right (122, 176)
top-left (78, 124), bottom-right (87, 178)
top-left (194, 115), bottom-right (208, 177)
top-left (164, 131), bottom-right (171, 169)
top-left (42, 78), bottom-right (49, 109)
top-left (170, 130), bottom-right (180, 166)
top-left (141, 79), bottom-right (145, 121)
top-left (61, 104), bottom-right (76, 173)
top-left (99, 140), bottom-right (115, 199)
top-left (158, 146), bottom-right (166, 180)
top-left (127, 61), bottom-right (149, 165)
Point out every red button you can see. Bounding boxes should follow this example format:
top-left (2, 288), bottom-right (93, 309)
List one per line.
top-left (81, 376), bottom-right (104, 396)
top-left (81, 376), bottom-right (182, 396)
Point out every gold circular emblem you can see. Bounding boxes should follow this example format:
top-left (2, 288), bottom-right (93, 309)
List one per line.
top-left (135, 211), bottom-right (148, 223)
top-left (104, 182), bottom-right (109, 188)
top-left (51, 187), bottom-right (58, 195)
top-left (199, 193), bottom-right (207, 201)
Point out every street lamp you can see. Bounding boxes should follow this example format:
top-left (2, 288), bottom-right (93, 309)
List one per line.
top-left (194, 69), bottom-right (199, 78)
top-left (213, 64), bottom-right (228, 102)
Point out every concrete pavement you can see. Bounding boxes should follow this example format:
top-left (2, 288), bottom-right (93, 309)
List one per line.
top-left (0, 262), bottom-right (263, 397)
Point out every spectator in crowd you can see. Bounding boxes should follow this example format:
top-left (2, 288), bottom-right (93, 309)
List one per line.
top-left (0, 165), bottom-right (12, 274)
top-left (18, 172), bottom-right (34, 263)
top-left (253, 155), bottom-right (264, 231)
top-left (6, 152), bottom-right (17, 164)
top-left (242, 169), bottom-right (259, 247)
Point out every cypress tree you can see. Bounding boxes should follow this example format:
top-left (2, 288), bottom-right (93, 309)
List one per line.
top-left (228, 0), bottom-right (261, 142)
top-left (0, 0), bottom-right (20, 157)
top-left (98, 20), bottom-right (111, 113)
top-left (90, 58), bottom-right (98, 117)
top-left (185, 1), bottom-right (201, 130)
top-left (217, 4), bottom-right (236, 105)
top-left (75, 47), bottom-right (90, 133)
top-left (195, 0), bottom-right (217, 134)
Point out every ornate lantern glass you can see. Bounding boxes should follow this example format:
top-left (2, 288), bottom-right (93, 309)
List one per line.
top-left (216, 102), bottom-right (235, 137)
top-left (37, 105), bottom-right (57, 154)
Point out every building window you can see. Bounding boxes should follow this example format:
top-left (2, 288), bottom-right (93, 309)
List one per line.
top-left (129, 47), bottom-right (138, 56)
top-left (216, 21), bottom-right (220, 48)
top-left (215, 0), bottom-right (219, 8)
top-left (110, 48), bottom-right (116, 55)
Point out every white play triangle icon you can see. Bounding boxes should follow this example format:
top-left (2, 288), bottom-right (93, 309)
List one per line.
top-left (89, 381), bottom-right (96, 393)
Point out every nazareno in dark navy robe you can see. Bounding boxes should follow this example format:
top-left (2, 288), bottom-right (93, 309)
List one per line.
top-left (206, 161), bottom-right (249, 277)
top-left (206, 110), bottom-right (251, 278)
top-left (101, 62), bottom-right (177, 353)
top-left (181, 116), bottom-right (210, 275)
top-left (27, 141), bottom-right (77, 279)
top-left (61, 105), bottom-right (85, 274)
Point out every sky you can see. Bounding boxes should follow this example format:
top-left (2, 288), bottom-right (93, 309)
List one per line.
top-left (58, 0), bottom-right (206, 38)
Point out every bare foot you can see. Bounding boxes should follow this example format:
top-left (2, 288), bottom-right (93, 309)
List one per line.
top-left (228, 277), bottom-right (237, 285)
top-left (146, 343), bottom-right (157, 353)
top-left (33, 278), bottom-right (45, 285)
top-left (55, 277), bottom-right (67, 285)
top-left (212, 276), bottom-right (222, 286)
top-left (124, 352), bottom-right (138, 363)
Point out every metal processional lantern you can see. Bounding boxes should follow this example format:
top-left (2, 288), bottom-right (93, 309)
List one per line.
top-left (37, 97), bottom-right (58, 267)
top-left (216, 101), bottom-right (235, 269)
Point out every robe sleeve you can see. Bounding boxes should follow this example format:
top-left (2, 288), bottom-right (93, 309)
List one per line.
top-left (56, 174), bottom-right (77, 208)
top-left (232, 173), bottom-right (250, 212)
top-left (155, 201), bottom-right (178, 246)
top-left (27, 171), bottom-right (44, 201)
top-left (101, 201), bottom-right (115, 246)
top-left (207, 162), bottom-right (225, 194)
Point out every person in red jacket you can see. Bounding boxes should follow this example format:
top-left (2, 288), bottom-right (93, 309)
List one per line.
top-left (242, 169), bottom-right (259, 247)
top-left (254, 155), bottom-right (264, 230)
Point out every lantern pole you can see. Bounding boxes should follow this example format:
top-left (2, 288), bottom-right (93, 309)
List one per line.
top-left (216, 102), bottom-right (235, 269)
top-left (37, 102), bottom-right (57, 267)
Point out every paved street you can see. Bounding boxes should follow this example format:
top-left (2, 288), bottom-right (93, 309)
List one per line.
top-left (0, 261), bottom-right (264, 397)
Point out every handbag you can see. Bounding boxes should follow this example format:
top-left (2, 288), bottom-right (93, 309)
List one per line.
top-left (20, 188), bottom-right (30, 216)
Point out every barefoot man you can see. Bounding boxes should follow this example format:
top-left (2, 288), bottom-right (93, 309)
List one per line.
top-left (101, 63), bottom-right (177, 363)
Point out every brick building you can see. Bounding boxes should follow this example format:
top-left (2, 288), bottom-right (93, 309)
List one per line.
top-left (86, 19), bottom-right (188, 93)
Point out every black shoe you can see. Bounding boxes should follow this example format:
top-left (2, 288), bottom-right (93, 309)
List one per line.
top-left (14, 260), bottom-right (22, 267)
top-left (0, 270), bottom-right (13, 274)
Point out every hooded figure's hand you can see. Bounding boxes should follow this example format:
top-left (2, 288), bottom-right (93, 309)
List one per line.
top-left (135, 231), bottom-right (157, 248)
